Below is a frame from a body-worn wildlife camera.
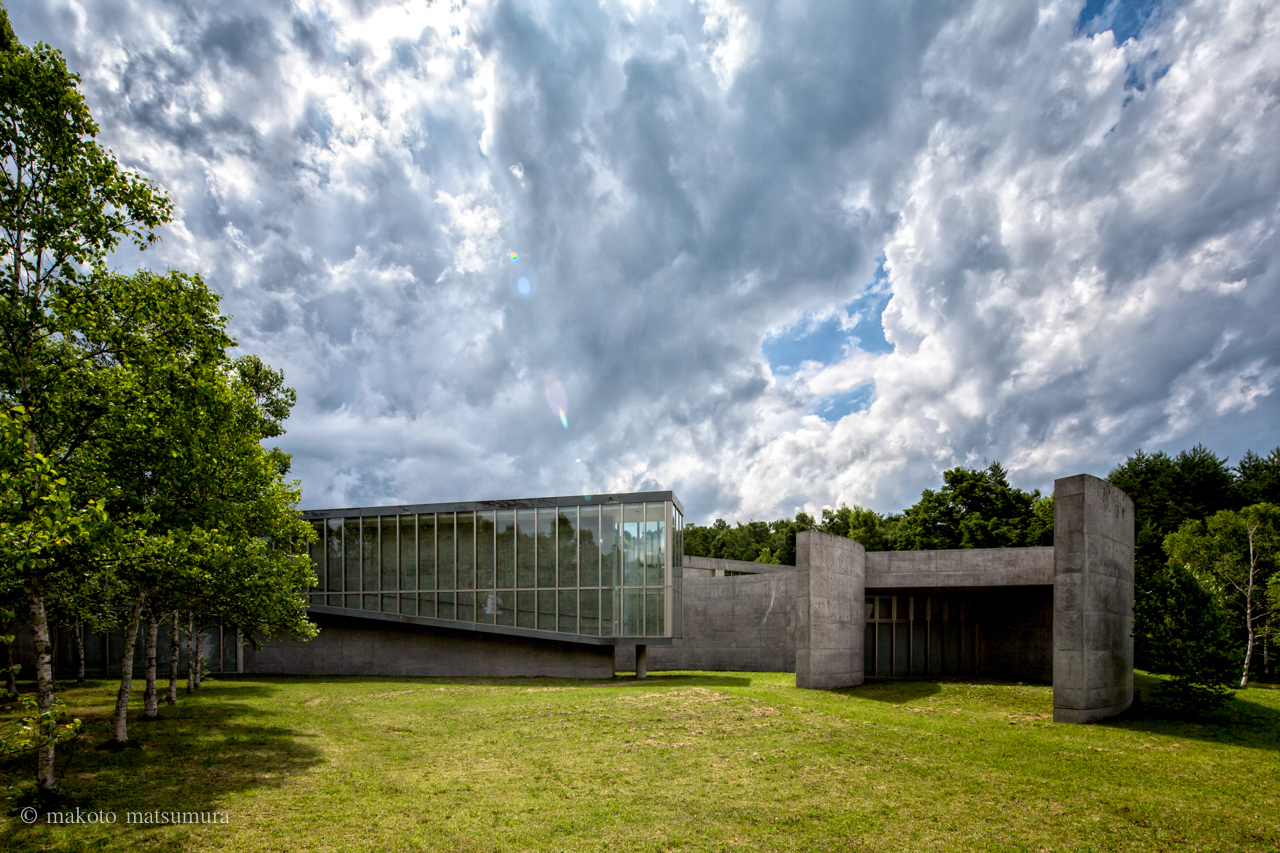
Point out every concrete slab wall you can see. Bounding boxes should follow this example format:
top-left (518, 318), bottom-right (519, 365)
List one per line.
top-left (616, 568), bottom-right (796, 672)
top-left (795, 531), bottom-right (865, 689)
top-left (684, 555), bottom-right (792, 576)
top-left (865, 547), bottom-right (1053, 588)
top-left (244, 611), bottom-right (615, 679)
top-left (1053, 474), bottom-right (1135, 723)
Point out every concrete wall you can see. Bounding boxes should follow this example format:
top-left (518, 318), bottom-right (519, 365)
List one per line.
top-left (866, 547), bottom-right (1053, 588)
top-left (1053, 474), bottom-right (1135, 723)
top-left (684, 555), bottom-right (792, 576)
top-left (616, 566), bottom-right (796, 672)
top-left (244, 611), bottom-right (615, 679)
top-left (795, 531), bottom-right (865, 689)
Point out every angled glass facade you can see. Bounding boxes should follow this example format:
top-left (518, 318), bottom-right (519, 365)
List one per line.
top-left (302, 492), bottom-right (684, 641)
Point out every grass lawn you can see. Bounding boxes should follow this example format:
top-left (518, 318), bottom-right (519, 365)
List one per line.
top-left (1, 671), bottom-right (1278, 852)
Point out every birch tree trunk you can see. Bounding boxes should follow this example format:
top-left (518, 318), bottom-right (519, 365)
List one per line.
top-left (186, 614), bottom-right (195, 694)
top-left (27, 587), bottom-right (57, 791)
top-left (111, 592), bottom-right (146, 743)
top-left (193, 622), bottom-right (203, 690)
top-left (167, 611), bottom-right (180, 704)
top-left (75, 622), bottom-right (85, 684)
top-left (1240, 526), bottom-right (1257, 690)
top-left (143, 610), bottom-right (160, 720)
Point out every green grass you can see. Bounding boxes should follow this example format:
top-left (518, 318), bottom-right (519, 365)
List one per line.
top-left (1, 671), bottom-right (1278, 852)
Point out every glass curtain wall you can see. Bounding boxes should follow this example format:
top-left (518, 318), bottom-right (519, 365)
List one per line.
top-left (863, 593), bottom-right (977, 678)
top-left (306, 499), bottom-right (682, 640)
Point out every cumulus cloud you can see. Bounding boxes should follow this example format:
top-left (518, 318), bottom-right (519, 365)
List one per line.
top-left (12, 0), bottom-right (1280, 521)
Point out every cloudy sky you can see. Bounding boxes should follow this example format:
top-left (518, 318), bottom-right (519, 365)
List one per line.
top-left (13, 0), bottom-right (1280, 521)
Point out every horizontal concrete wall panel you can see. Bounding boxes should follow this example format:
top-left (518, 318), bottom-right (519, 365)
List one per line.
top-left (865, 547), bottom-right (1053, 588)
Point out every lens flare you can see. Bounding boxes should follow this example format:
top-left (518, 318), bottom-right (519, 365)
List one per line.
top-left (517, 277), bottom-right (531, 296)
top-left (543, 372), bottom-right (568, 429)
top-left (510, 252), bottom-right (518, 261)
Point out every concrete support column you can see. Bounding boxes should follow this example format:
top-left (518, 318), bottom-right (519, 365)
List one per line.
top-left (635, 645), bottom-right (648, 679)
top-left (1053, 474), bottom-right (1135, 723)
top-left (795, 531), bottom-right (865, 689)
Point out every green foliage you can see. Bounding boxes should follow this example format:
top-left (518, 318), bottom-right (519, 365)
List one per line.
top-left (683, 513), bottom-right (815, 566)
top-left (1236, 448), bottom-right (1280, 507)
top-left (818, 504), bottom-right (896, 551)
top-left (753, 546), bottom-right (781, 565)
top-left (0, 694), bottom-right (80, 761)
top-left (890, 462), bottom-right (1052, 550)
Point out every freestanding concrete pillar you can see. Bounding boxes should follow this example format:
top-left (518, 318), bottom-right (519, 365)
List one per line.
top-left (635, 645), bottom-right (647, 679)
top-left (795, 531), bottom-right (865, 689)
top-left (1053, 474), bottom-right (1135, 723)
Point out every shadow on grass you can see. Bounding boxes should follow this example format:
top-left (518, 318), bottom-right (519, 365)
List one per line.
top-left (0, 681), bottom-right (322, 847)
top-left (1105, 674), bottom-right (1280, 752)
top-left (837, 679), bottom-right (942, 703)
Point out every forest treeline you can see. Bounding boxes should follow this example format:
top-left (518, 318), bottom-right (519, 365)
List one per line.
top-left (686, 447), bottom-right (1280, 699)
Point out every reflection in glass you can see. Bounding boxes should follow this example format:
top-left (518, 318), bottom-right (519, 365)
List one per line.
top-left (400, 516), bottom-right (416, 591)
top-left (477, 590), bottom-right (496, 624)
top-left (308, 522), bottom-right (323, 592)
top-left (516, 590), bottom-right (535, 629)
top-left (326, 518), bottom-right (343, 592)
top-left (645, 590), bottom-right (664, 636)
top-left (536, 508), bottom-right (556, 588)
top-left (601, 505), bottom-right (621, 588)
top-left (457, 512), bottom-right (475, 591)
top-left (456, 591), bottom-right (475, 622)
top-left (476, 511), bottom-right (495, 589)
top-left (400, 593), bottom-right (417, 616)
top-left (418, 592), bottom-right (435, 618)
top-left (557, 508), bottom-right (577, 587)
top-left (516, 509), bottom-right (536, 588)
top-left (438, 513), bottom-right (455, 591)
top-left (622, 588), bottom-right (642, 636)
top-left (645, 502), bottom-right (665, 586)
top-left (362, 519), bottom-right (378, 594)
top-left (579, 588), bottom-right (599, 636)
top-left (579, 506), bottom-right (600, 587)
top-left (623, 504), bottom-right (643, 586)
top-left (600, 587), bottom-right (615, 637)
top-left (380, 517), bottom-right (397, 592)
top-left (496, 510), bottom-right (516, 588)
top-left (495, 590), bottom-right (514, 627)
top-left (419, 514), bottom-right (436, 590)
top-left (438, 591), bottom-right (455, 620)
top-left (537, 590), bottom-right (556, 631)
top-left (558, 589), bottom-right (577, 633)
top-left (343, 518), bottom-right (360, 609)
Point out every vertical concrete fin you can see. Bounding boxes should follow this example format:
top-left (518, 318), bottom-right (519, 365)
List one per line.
top-left (1052, 474), bottom-right (1135, 723)
top-left (795, 531), bottom-right (865, 690)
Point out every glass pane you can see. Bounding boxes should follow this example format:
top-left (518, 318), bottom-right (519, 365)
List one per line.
top-left (381, 593), bottom-right (396, 613)
top-left (326, 518), bottom-right (343, 592)
top-left (457, 512), bottom-right (475, 590)
top-left (601, 505), bottom-right (621, 588)
top-left (380, 517), bottom-right (397, 592)
top-left (623, 504), bottom-right (643, 587)
top-left (343, 519), bottom-right (360, 596)
top-left (537, 590), bottom-right (556, 631)
top-left (476, 590), bottom-right (496, 624)
top-left (558, 508), bottom-right (578, 588)
top-left (476, 511), bottom-right (495, 590)
top-left (437, 592), bottom-right (455, 621)
top-left (400, 593), bottom-right (417, 616)
top-left (536, 508), bottom-right (556, 588)
top-left (516, 509), bottom-right (536, 588)
top-left (362, 518), bottom-right (378, 593)
top-left (495, 590), bottom-right (514, 627)
top-left (363, 593), bottom-right (377, 611)
top-left (622, 588), bottom-right (643, 636)
top-left (456, 591), bottom-right (475, 622)
top-left (308, 521), bottom-right (324, 589)
top-left (418, 592), bottom-right (435, 618)
top-left (865, 624), bottom-right (876, 675)
top-left (877, 623), bottom-right (892, 674)
top-left (496, 510), bottom-right (516, 588)
top-left (895, 622), bottom-right (910, 675)
top-left (400, 516), bottom-right (416, 591)
top-left (516, 590), bottom-right (536, 629)
top-left (418, 514), bottom-right (436, 590)
top-left (438, 513), bottom-right (455, 590)
top-left (880, 597), bottom-right (893, 621)
top-left (866, 598), bottom-right (875, 620)
top-left (600, 586), bottom-right (615, 637)
top-left (645, 503), bottom-right (665, 586)
top-left (558, 589), bottom-right (577, 633)
top-left (645, 589), bottom-right (664, 636)
top-left (578, 506), bottom-right (600, 586)
top-left (579, 588), bottom-right (599, 636)
top-left (673, 588), bottom-right (682, 637)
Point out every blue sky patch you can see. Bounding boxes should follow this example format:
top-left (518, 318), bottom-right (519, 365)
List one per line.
top-left (811, 383), bottom-right (875, 423)
top-left (1078, 0), bottom-right (1166, 45)
top-left (763, 261), bottom-right (893, 376)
